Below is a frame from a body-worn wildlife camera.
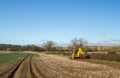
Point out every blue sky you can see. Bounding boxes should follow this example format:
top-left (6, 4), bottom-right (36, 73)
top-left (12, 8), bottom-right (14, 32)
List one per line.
top-left (0, 0), bottom-right (120, 45)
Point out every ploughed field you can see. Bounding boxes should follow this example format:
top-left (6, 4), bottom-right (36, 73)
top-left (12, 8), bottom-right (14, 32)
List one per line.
top-left (0, 52), bottom-right (120, 78)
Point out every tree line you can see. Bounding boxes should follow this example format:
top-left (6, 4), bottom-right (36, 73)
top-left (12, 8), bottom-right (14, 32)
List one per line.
top-left (0, 38), bottom-right (86, 52)
top-left (0, 38), bottom-right (120, 52)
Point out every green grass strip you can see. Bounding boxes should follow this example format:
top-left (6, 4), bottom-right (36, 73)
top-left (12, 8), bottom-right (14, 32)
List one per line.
top-left (0, 52), bottom-right (29, 64)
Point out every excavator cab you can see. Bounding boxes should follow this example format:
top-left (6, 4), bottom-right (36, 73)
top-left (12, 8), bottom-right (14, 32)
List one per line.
top-left (72, 49), bottom-right (78, 54)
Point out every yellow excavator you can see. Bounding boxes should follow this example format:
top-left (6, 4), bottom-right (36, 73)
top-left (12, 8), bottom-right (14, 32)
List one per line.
top-left (71, 48), bottom-right (90, 59)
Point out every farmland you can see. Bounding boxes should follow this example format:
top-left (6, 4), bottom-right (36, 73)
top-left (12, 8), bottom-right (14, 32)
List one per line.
top-left (0, 52), bottom-right (120, 78)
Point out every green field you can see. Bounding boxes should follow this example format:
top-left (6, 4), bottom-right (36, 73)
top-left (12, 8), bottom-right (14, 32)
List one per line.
top-left (0, 52), bottom-right (29, 64)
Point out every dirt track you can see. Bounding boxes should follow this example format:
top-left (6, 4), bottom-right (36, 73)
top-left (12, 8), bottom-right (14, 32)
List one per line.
top-left (0, 54), bottom-right (43, 78)
top-left (0, 53), bottom-right (120, 78)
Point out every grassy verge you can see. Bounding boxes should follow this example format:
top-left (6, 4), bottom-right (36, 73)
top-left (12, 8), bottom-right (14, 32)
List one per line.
top-left (33, 53), bottom-right (39, 57)
top-left (0, 52), bottom-right (29, 64)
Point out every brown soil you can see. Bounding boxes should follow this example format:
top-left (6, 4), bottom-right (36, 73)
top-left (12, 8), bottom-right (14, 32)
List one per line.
top-left (0, 53), bottom-right (120, 78)
top-left (36, 53), bottom-right (120, 78)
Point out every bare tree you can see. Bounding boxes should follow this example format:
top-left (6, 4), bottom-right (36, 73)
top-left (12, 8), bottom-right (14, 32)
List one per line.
top-left (71, 38), bottom-right (87, 49)
top-left (43, 41), bottom-right (56, 51)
